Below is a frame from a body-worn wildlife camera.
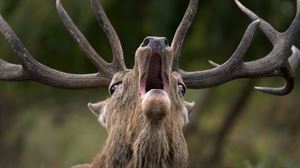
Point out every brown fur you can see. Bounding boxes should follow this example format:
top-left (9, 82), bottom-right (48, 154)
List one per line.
top-left (73, 45), bottom-right (191, 168)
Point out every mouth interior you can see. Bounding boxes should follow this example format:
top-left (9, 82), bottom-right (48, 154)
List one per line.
top-left (145, 53), bottom-right (163, 92)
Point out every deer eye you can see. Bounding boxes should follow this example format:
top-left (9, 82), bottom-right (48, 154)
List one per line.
top-left (109, 82), bottom-right (122, 95)
top-left (178, 83), bottom-right (186, 96)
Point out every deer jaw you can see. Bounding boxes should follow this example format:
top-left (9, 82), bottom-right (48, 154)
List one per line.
top-left (87, 36), bottom-right (194, 167)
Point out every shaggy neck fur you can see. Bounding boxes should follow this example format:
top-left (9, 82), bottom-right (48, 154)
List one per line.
top-left (73, 115), bottom-right (188, 168)
top-left (90, 121), bottom-right (187, 168)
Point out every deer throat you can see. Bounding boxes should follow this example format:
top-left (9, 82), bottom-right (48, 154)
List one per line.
top-left (132, 125), bottom-right (170, 167)
top-left (146, 53), bottom-right (163, 91)
top-left (129, 122), bottom-right (188, 168)
top-left (140, 53), bottom-right (169, 97)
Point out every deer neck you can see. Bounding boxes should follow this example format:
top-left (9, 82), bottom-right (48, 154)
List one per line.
top-left (91, 111), bottom-right (188, 168)
top-left (130, 121), bottom-right (185, 168)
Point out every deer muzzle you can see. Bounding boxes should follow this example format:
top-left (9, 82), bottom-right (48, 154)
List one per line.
top-left (138, 36), bottom-right (172, 122)
top-left (142, 89), bottom-right (171, 122)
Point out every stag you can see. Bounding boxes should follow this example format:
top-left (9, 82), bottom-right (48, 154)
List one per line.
top-left (1, 0), bottom-right (300, 167)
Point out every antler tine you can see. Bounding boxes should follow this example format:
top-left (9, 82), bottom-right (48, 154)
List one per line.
top-left (254, 46), bottom-right (300, 95)
top-left (181, 0), bottom-right (300, 96)
top-left (0, 15), bottom-right (110, 89)
top-left (289, 46), bottom-right (300, 72)
top-left (56, 0), bottom-right (114, 78)
top-left (91, 0), bottom-right (126, 71)
top-left (181, 19), bottom-right (260, 88)
top-left (208, 60), bottom-right (220, 68)
top-left (171, 0), bottom-right (199, 70)
top-left (254, 76), bottom-right (294, 95)
top-left (286, 1), bottom-right (300, 43)
top-left (234, 0), bottom-right (279, 44)
top-left (225, 20), bottom-right (260, 64)
top-left (0, 59), bottom-right (29, 80)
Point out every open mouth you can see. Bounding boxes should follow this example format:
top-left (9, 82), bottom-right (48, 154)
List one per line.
top-left (140, 53), bottom-right (169, 96)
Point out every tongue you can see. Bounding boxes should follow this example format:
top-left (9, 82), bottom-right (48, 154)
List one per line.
top-left (146, 54), bottom-right (163, 92)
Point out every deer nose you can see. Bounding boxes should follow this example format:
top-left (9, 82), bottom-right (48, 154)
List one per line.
top-left (141, 36), bottom-right (169, 51)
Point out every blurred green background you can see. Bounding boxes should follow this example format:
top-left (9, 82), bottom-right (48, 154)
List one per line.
top-left (0, 0), bottom-right (300, 168)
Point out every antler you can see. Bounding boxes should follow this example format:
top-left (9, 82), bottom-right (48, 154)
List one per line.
top-left (0, 0), bottom-right (125, 89)
top-left (179, 0), bottom-right (300, 95)
top-left (90, 0), bottom-right (126, 71)
top-left (171, 0), bottom-right (199, 70)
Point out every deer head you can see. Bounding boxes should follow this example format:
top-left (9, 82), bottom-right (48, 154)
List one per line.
top-left (1, 0), bottom-right (300, 167)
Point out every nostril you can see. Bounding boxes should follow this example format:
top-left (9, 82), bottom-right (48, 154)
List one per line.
top-left (163, 38), bottom-right (169, 47)
top-left (142, 37), bottom-right (150, 47)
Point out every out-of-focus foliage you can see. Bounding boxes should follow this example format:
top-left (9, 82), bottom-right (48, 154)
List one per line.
top-left (0, 0), bottom-right (299, 168)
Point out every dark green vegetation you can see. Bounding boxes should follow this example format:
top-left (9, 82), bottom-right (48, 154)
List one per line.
top-left (0, 0), bottom-right (299, 167)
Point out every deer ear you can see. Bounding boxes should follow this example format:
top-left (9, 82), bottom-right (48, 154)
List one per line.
top-left (88, 101), bottom-right (108, 128)
top-left (88, 101), bottom-right (105, 117)
top-left (184, 101), bottom-right (195, 115)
